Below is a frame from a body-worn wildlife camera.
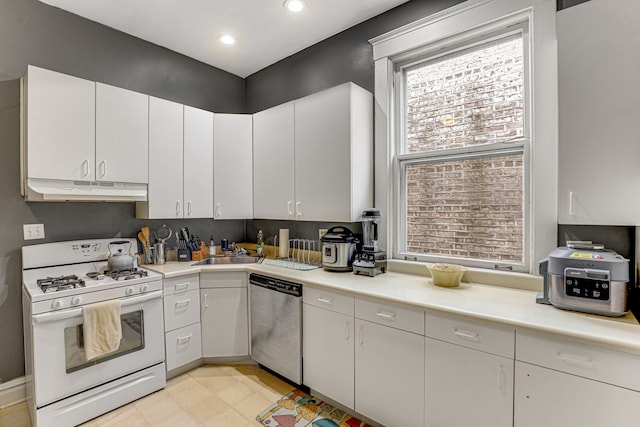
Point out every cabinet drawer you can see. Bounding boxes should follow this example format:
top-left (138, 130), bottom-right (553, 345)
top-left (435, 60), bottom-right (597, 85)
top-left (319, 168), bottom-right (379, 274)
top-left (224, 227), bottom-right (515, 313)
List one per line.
top-left (355, 296), bottom-right (424, 335)
top-left (163, 274), bottom-right (199, 295)
top-left (425, 311), bottom-right (515, 358)
top-left (516, 330), bottom-right (640, 391)
top-left (200, 272), bottom-right (246, 288)
top-left (165, 323), bottom-right (202, 371)
top-left (164, 289), bottom-right (200, 331)
top-left (303, 286), bottom-right (354, 316)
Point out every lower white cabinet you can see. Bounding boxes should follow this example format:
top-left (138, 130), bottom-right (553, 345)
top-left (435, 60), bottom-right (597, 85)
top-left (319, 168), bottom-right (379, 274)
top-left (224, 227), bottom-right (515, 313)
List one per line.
top-left (354, 296), bottom-right (425, 427)
top-left (165, 323), bottom-right (202, 372)
top-left (302, 290), bottom-right (355, 409)
top-left (424, 310), bottom-right (515, 427)
top-left (162, 274), bottom-right (201, 372)
top-left (514, 331), bottom-right (640, 427)
top-left (425, 338), bottom-right (514, 427)
top-left (200, 272), bottom-right (249, 358)
top-left (514, 362), bottom-right (640, 427)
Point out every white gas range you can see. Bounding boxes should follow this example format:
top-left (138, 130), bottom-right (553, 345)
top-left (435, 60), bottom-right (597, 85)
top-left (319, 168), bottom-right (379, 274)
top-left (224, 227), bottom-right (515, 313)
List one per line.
top-left (22, 238), bottom-right (166, 427)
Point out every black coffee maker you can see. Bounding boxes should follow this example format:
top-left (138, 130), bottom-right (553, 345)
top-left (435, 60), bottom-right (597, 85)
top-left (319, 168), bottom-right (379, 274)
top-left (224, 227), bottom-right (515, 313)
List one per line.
top-left (353, 209), bottom-right (387, 276)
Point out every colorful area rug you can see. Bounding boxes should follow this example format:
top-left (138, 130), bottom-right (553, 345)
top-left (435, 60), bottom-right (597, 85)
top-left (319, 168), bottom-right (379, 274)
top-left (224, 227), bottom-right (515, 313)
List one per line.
top-left (256, 389), bottom-right (373, 427)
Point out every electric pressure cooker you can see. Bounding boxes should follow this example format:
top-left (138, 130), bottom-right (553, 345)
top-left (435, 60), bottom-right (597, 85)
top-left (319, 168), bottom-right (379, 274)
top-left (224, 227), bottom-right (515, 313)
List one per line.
top-left (537, 242), bottom-right (630, 317)
top-left (321, 226), bottom-right (358, 272)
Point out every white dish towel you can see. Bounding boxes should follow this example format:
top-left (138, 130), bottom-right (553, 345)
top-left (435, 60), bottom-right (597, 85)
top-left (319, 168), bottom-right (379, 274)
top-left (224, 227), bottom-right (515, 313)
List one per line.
top-left (83, 300), bottom-right (122, 361)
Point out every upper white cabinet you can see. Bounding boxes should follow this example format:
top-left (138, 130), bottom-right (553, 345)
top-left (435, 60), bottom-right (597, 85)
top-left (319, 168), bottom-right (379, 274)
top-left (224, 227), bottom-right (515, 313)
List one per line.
top-left (96, 83), bottom-right (149, 184)
top-left (184, 106), bottom-right (214, 218)
top-left (252, 82), bottom-right (373, 222)
top-left (253, 102), bottom-right (295, 220)
top-left (138, 100), bottom-right (214, 219)
top-left (213, 114), bottom-right (253, 219)
top-left (141, 97), bottom-right (184, 219)
top-left (24, 65), bottom-right (96, 181)
top-left (23, 66), bottom-right (150, 186)
top-left (557, 0), bottom-right (640, 224)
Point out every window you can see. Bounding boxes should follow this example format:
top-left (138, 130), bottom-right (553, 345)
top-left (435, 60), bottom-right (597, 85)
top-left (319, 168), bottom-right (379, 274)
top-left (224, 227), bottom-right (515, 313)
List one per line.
top-left (398, 30), bottom-right (528, 270)
top-left (371, 0), bottom-right (558, 274)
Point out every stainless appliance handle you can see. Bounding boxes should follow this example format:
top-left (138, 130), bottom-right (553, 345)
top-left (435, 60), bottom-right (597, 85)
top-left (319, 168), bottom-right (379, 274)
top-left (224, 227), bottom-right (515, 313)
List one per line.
top-left (32, 290), bottom-right (162, 325)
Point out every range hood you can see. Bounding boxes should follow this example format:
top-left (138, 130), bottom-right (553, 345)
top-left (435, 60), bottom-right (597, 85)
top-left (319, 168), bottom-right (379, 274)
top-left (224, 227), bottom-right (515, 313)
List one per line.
top-left (23, 178), bottom-right (147, 202)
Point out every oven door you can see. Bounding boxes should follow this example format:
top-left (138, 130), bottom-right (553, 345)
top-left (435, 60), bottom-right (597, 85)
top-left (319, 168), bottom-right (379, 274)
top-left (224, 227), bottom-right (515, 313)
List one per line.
top-left (31, 291), bottom-right (165, 407)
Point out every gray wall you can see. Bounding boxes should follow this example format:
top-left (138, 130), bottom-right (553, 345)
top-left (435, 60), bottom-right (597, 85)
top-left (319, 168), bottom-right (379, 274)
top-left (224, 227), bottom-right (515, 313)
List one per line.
top-left (0, 0), bottom-right (246, 383)
top-left (245, 0), bottom-right (466, 113)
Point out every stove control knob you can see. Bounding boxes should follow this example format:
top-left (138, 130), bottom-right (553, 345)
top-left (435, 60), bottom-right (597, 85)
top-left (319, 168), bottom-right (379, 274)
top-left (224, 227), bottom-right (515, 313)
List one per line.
top-left (125, 287), bottom-right (134, 296)
top-left (51, 300), bottom-right (63, 310)
top-left (71, 296), bottom-right (82, 306)
top-left (140, 284), bottom-right (149, 293)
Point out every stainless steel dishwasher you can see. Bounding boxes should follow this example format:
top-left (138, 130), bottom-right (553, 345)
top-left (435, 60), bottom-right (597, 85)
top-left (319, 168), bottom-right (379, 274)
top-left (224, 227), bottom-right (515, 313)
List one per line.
top-left (249, 273), bottom-right (302, 384)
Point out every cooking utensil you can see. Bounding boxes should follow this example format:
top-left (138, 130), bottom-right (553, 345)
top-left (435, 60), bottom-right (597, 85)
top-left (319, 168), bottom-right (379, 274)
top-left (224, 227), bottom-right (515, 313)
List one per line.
top-left (107, 240), bottom-right (135, 271)
top-left (156, 225), bottom-right (172, 243)
top-left (141, 226), bottom-right (151, 246)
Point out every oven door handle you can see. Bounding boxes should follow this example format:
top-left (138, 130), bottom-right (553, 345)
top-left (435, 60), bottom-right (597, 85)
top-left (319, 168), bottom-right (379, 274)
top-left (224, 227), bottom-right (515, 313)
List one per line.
top-left (32, 291), bottom-right (163, 325)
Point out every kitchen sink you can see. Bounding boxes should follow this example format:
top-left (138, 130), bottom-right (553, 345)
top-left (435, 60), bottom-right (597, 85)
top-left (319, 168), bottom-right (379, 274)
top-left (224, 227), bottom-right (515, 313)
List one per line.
top-left (192, 255), bottom-right (264, 266)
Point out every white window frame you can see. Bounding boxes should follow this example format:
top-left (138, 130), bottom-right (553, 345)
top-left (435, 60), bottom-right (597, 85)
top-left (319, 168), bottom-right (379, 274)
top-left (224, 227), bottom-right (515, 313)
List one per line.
top-left (370, 0), bottom-right (558, 275)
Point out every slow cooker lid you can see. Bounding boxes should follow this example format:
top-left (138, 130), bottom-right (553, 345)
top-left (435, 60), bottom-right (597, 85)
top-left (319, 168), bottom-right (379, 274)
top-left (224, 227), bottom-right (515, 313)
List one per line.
top-left (321, 226), bottom-right (357, 243)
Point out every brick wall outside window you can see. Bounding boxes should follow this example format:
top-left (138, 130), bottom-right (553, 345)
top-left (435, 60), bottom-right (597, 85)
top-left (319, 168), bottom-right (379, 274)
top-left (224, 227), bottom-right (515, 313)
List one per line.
top-left (403, 35), bottom-right (525, 263)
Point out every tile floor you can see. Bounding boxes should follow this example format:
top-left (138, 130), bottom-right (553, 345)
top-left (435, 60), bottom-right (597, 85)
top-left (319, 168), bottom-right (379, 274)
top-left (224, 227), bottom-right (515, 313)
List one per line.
top-left (0, 364), bottom-right (293, 427)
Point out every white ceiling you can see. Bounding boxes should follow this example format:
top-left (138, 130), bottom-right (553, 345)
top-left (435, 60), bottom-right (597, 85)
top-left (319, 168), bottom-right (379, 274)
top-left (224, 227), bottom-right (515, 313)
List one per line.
top-left (39, 0), bottom-right (410, 78)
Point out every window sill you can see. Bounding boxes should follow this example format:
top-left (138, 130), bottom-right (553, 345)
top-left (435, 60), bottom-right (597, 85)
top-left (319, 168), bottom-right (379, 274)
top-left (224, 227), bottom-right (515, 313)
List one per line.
top-left (387, 259), bottom-right (543, 292)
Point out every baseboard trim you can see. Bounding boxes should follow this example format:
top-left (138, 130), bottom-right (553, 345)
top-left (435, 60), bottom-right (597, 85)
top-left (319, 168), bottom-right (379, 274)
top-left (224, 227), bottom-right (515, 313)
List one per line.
top-left (0, 376), bottom-right (26, 409)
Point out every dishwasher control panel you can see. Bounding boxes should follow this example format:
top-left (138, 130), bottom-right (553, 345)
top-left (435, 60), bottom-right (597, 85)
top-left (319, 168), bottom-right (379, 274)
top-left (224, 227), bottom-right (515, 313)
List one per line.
top-left (249, 273), bottom-right (302, 297)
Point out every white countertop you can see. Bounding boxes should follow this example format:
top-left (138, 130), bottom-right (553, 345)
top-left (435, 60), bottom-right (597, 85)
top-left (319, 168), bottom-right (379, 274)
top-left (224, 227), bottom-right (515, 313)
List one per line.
top-left (144, 260), bottom-right (640, 355)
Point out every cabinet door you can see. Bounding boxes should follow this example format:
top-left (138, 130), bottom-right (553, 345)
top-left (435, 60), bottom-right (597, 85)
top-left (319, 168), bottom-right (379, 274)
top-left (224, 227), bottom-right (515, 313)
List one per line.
top-left (557, 0), bottom-right (640, 224)
top-left (201, 288), bottom-right (249, 357)
top-left (253, 102), bottom-right (295, 219)
top-left (184, 106), bottom-right (213, 218)
top-left (25, 65), bottom-right (95, 181)
top-left (514, 361), bottom-right (640, 427)
top-left (294, 85), bottom-right (352, 221)
top-left (147, 97), bottom-right (184, 218)
top-left (303, 304), bottom-right (354, 409)
top-left (355, 319), bottom-right (424, 427)
top-left (95, 83), bottom-right (149, 184)
top-left (213, 114), bottom-right (253, 219)
top-left (425, 338), bottom-right (513, 427)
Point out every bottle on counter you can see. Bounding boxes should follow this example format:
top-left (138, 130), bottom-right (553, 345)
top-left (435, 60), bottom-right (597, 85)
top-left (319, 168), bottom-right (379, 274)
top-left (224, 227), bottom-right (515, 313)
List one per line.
top-left (257, 229), bottom-right (264, 255)
top-left (209, 235), bottom-right (216, 257)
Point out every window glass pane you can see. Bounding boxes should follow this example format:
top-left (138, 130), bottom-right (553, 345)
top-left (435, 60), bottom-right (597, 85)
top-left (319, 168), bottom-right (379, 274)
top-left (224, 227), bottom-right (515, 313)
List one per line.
top-left (405, 34), bottom-right (524, 153)
top-left (405, 154), bottom-right (524, 264)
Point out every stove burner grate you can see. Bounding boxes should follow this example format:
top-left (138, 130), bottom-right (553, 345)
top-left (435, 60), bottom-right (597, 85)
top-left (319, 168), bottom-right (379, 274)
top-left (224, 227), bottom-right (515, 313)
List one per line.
top-left (37, 275), bottom-right (86, 293)
top-left (103, 268), bottom-right (148, 281)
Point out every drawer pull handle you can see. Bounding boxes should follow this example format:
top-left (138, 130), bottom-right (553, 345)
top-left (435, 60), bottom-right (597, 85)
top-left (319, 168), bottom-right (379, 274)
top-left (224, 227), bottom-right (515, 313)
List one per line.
top-left (376, 311), bottom-right (396, 320)
top-left (174, 283), bottom-right (189, 292)
top-left (454, 328), bottom-right (480, 341)
top-left (318, 297), bottom-right (334, 305)
top-left (557, 352), bottom-right (593, 368)
top-left (176, 334), bottom-right (192, 344)
top-left (497, 365), bottom-right (506, 394)
top-left (175, 299), bottom-right (191, 307)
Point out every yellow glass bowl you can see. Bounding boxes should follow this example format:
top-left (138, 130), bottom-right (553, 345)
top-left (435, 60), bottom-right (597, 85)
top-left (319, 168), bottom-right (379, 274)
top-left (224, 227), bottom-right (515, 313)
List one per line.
top-left (426, 263), bottom-right (467, 287)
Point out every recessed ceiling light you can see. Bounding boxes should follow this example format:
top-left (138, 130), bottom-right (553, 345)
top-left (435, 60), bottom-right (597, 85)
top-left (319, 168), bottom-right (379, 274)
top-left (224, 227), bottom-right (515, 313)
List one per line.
top-left (283, 0), bottom-right (305, 13)
top-left (218, 34), bottom-right (236, 45)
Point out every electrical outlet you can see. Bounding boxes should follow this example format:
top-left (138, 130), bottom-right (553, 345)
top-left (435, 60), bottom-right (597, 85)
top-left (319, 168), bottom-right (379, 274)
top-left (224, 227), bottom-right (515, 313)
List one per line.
top-left (24, 223), bottom-right (45, 240)
top-left (319, 228), bottom-right (328, 240)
